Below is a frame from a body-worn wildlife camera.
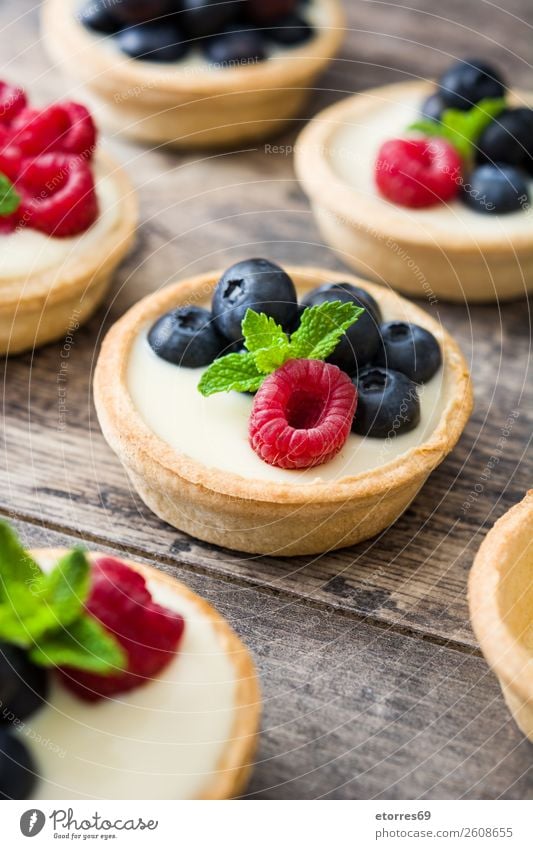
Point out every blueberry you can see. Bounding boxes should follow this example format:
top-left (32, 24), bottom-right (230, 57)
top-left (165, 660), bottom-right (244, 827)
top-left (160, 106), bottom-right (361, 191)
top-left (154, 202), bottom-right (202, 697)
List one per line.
top-left (0, 730), bottom-right (37, 800)
top-left (374, 321), bottom-right (442, 384)
top-left (212, 259), bottom-right (298, 342)
top-left (302, 281), bottom-right (382, 324)
top-left (420, 92), bottom-right (444, 122)
top-left (438, 58), bottom-right (506, 110)
top-left (352, 367), bottom-right (420, 438)
top-left (246, 0), bottom-right (298, 25)
top-left (116, 23), bottom-right (188, 62)
top-left (180, 0), bottom-right (241, 39)
top-left (112, 0), bottom-right (175, 25)
top-left (0, 645), bottom-right (49, 725)
top-left (79, 0), bottom-right (121, 34)
top-left (203, 27), bottom-right (268, 66)
top-left (302, 282), bottom-right (382, 375)
top-left (462, 163), bottom-right (530, 215)
top-left (148, 306), bottom-right (226, 367)
top-left (477, 108), bottom-right (533, 175)
top-left (265, 14), bottom-right (314, 46)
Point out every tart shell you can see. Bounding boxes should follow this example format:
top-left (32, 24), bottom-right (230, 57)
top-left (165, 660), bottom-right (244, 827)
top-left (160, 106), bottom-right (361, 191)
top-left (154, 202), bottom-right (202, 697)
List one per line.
top-left (294, 81), bottom-right (533, 303)
top-left (31, 548), bottom-right (261, 800)
top-left (468, 492), bottom-right (533, 741)
top-left (0, 151), bottom-right (137, 356)
top-left (94, 267), bottom-right (473, 556)
top-left (42, 0), bottom-right (345, 149)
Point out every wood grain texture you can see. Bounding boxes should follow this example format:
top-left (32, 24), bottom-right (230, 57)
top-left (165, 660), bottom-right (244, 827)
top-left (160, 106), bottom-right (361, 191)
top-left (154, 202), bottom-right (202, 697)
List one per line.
top-left (0, 0), bottom-right (532, 798)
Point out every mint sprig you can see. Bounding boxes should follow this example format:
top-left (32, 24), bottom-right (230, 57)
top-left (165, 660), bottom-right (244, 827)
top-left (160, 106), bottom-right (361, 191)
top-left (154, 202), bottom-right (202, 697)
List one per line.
top-left (0, 521), bottom-right (126, 674)
top-left (409, 98), bottom-right (506, 160)
top-left (198, 300), bottom-right (363, 397)
top-left (0, 173), bottom-right (21, 217)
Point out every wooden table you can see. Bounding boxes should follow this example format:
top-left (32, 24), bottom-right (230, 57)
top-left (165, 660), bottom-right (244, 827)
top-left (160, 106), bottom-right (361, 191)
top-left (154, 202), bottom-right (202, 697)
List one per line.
top-left (2, 0), bottom-right (532, 799)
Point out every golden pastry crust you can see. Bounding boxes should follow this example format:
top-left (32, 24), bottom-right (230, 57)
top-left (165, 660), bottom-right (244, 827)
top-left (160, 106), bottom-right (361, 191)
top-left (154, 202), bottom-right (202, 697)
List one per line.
top-left (94, 267), bottom-right (473, 555)
top-left (42, 0), bottom-right (345, 149)
top-left (0, 151), bottom-right (137, 355)
top-left (32, 548), bottom-right (261, 800)
top-left (295, 81), bottom-right (533, 303)
top-left (468, 492), bottom-right (533, 741)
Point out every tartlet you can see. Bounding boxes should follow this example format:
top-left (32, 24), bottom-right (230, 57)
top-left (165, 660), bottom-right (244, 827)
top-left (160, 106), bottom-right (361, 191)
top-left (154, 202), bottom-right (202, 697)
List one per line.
top-left (25, 549), bottom-right (260, 800)
top-left (94, 266), bottom-right (473, 556)
top-left (0, 151), bottom-right (136, 356)
top-left (42, 0), bottom-right (345, 149)
top-left (469, 493), bottom-right (533, 741)
top-left (295, 81), bottom-right (533, 303)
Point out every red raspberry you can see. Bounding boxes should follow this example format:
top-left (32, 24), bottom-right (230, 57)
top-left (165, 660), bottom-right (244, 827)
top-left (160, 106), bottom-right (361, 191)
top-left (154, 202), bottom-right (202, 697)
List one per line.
top-left (375, 137), bottom-right (462, 208)
top-left (60, 557), bottom-right (186, 702)
top-left (0, 129), bottom-right (23, 182)
top-left (0, 81), bottom-right (27, 124)
top-left (53, 102), bottom-right (97, 159)
top-left (11, 102), bottom-right (97, 159)
top-left (249, 359), bottom-right (357, 470)
top-left (18, 153), bottom-right (98, 237)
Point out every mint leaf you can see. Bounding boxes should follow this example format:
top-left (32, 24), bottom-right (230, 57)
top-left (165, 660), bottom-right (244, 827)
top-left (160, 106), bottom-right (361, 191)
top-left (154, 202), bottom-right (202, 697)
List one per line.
top-left (0, 173), bottom-right (20, 217)
top-left (290, 301), bottom-right (364, 360)
top-left (41, 549), bottom-right (90, 627)
top-left (29, 614), bottom-right (126, 674)
top-left (242, 309), bottom-right (289, 354)
top-left (0, 521), bottom-right (42, 604)
top-left (198, 352), bottom-right (263, 396)
top-left (409, 98), bottom-right (506, 160)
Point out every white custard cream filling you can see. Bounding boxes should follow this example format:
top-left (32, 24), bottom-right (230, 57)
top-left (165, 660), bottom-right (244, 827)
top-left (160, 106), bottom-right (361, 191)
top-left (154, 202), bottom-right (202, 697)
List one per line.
top-left (329, 92), bottom-right (533, 237)
top-left (127, 300), bottom-right (449, 486)
top-left (24, 554), bottom-right (237, 800)
top-left (0, 168), bottom-right (121, 279)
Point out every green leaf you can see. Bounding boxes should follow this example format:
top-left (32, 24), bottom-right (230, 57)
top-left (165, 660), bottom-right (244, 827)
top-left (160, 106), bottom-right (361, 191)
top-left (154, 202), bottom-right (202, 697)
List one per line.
top-left (408, 98), bottom-right (506, 160)
top-left (242, 309), bottom-right (289, 354)
top-left (0, 521), bottom-right (43, 604)
top-left (198, 352), bottom-right (263, 396)
top-left (29, 614), bottom-right (127, 674)
top-left (42, 548), bottom-right (90, 627)
top-left (290, 301), bottom-right (364, 360)
top-left (0, 173), bottom-right (21, 217)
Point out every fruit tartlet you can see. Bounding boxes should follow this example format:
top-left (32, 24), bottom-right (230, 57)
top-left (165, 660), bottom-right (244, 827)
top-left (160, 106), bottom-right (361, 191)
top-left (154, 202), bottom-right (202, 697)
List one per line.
top-left (94, 259), bottom-right (473, 556)
top-left (0, 81), bottom-right (136, 355)
top-left (295, 58), bottom-right (533, 302)
top-left (42, 0), bottom-right (345, 148)
top-left (0, 522), bottom-right (259, 800)
top-left (469, 492), bottom-right (533, 741)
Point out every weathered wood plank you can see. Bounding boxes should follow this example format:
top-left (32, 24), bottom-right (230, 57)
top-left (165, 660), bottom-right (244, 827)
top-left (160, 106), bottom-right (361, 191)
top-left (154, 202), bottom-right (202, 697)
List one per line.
top-left (11, 518), bottom-right (533, 800)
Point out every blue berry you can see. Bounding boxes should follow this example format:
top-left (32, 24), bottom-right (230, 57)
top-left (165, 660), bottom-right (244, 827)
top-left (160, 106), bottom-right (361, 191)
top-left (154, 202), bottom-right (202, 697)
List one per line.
top-left (0, 644), bottom-right (49, 725)
top-left (302, 282), bottom-right (382, 375)
top-left (79, 0), bottom-right (121, 33)
top-left (181, 0), bottom-right (241, 39)
top-left (112, 0), bottom-right (175, 25)
top-left (477, 108), bottom-right (533, 175)
top-left (203, 27), bottom-right (267, 66)
top-left (266, 14), bottom-right (313, 46)
top-left (149, 306), bottom-right (226, 367)
top-left (374, 321), bottom-right (441, 383)
top-left (352, 367), bottom-right (420, 438)
top-left (0, 730), bottom-right (37, 799)
top-left (438, 58), bottom-right (505, 111)
top-left (212, 259), bottom-right (298, 342)
top-left (462, 164), bottom-right (530, 215)
top-left (116, 23), bottom-right (188, 62)
top-left (420, 92), bottom-right (444, 122)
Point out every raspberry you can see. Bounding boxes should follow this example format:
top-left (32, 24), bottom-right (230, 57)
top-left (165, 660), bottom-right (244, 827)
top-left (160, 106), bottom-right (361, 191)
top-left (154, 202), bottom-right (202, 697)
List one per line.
top-left (0, 81), bottom-right (27, 124)
top-left (18, 153), bottom-right (98, 237)
top-left (0, 129), bottom-right (23, 182)
top-left (375, 137), bottom-right (462, 208)
top-left (53, 102), bottom-right (97, 159)
top-left (249, 359), bottom-right (357, 470)
top-left (10, 102), bottom-right (97, 159)
top-left (60, 557), bottom-right (186, 701)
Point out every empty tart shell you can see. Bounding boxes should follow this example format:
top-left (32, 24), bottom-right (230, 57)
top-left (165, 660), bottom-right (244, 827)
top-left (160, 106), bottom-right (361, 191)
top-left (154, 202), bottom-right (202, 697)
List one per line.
top-left (0, 152), bottom-right (137, 355)
top-left (469, 492), bottom-right (533, 740)
top-left (295, 81), bottom-right (533, 303)
top-left (29, 550), bottom-right (261, 800)
top-left (42, 0), bottom-right (345, 149)
top-left (94, 266), bottom-right (473, 556)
